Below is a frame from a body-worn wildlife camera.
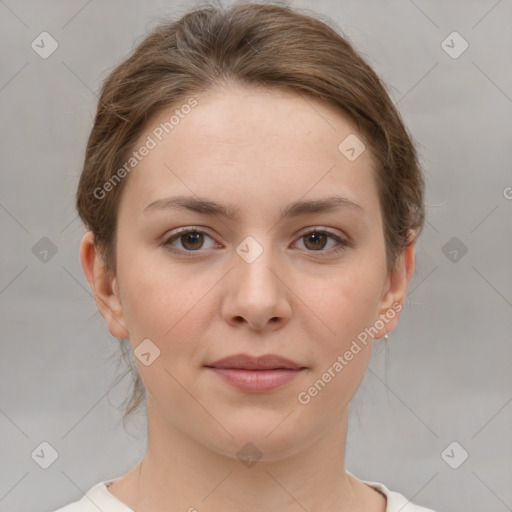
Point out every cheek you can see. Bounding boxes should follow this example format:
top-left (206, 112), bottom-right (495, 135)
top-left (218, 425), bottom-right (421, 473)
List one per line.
top-left (117, 247), bottom-right (217, 372)
top-left (296, 271), bottom-right (383, 414)
top-left (311, 265), bottom-right (384, 349)
top-left (117, 240), bottom-right (194, 330)
top-left (117, 261), bottom-right (211, 404)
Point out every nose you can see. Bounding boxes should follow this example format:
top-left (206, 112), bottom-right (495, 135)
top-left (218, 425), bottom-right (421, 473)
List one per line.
top-left (221, 240), bottom-right (292, 331)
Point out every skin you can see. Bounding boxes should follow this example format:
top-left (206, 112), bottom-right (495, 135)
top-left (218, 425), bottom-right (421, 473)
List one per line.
top-left (80, 83), bottom-right (416, 512)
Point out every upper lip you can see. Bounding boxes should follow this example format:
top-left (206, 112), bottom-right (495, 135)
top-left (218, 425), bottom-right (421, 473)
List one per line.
top-left (206, 353), bottom-right (305, 370)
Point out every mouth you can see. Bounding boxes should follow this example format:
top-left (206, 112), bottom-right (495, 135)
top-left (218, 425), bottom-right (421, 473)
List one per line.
top-left (204, 353), bottom-right (307, 392)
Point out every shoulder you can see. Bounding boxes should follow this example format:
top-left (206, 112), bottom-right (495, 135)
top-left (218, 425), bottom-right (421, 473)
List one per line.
top-left (52, 479), bottom-right (131, 512)
top-left (353, 473), bottom-right (438, 512)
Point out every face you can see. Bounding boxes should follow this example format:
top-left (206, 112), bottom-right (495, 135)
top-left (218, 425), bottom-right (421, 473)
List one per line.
top-left (82, 84), bottom-right (414, 461)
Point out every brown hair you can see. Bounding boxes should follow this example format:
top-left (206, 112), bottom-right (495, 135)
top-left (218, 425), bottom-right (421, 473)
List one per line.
top-left (76, 1), bottom-right (425, 425)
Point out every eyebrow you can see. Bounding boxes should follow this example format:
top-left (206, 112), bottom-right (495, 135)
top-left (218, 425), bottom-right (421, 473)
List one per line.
top-left (143, 194), bottom-right (364, 222)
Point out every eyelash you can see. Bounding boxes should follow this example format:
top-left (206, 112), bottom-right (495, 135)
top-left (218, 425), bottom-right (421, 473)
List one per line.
top-left (162, 227), bottom-right (350, 257)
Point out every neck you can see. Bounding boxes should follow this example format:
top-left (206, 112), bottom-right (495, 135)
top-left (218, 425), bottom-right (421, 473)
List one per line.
top-left (110, 398), bottom-right (386, 512)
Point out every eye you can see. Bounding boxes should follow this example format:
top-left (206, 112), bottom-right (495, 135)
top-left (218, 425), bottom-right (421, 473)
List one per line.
top-left (162, 227), bottom-right (350, 256)
top-left (293, 228), bottom-right (349, 254)
top-left (163, 227), bottom-right (218, 254)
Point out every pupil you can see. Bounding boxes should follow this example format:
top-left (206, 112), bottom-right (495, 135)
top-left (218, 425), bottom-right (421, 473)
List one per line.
top-left (306, 232), bottom-right (325, 250)
top-left (183, 232), bottom-right (203, 249)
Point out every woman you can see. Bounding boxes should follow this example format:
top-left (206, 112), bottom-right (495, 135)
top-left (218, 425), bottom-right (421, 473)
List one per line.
top-left (55, 2), bottom-right (436, 511)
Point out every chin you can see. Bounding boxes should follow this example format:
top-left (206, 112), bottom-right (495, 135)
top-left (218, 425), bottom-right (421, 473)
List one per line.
top-left (202, 418), bottom-right (314, 463)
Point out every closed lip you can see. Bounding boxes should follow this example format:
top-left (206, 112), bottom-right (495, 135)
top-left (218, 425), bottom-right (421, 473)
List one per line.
top-left (205, 353), bottom-right (305, 371)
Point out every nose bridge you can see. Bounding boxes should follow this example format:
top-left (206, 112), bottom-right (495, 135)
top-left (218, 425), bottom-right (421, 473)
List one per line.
top-left (222, 232), bottom-right (292, 329)
top-left (235, 233), bottom-right (281, 299)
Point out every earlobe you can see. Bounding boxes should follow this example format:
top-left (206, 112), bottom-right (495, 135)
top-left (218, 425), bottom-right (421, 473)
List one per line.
top-left (375, 230), bottom-right (417, 339)
top-left (79, 231), bottom-right (129, 339)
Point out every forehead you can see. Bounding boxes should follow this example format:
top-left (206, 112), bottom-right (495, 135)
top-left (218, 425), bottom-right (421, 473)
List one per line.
top-left (118, 84), bottom-right (379, 220)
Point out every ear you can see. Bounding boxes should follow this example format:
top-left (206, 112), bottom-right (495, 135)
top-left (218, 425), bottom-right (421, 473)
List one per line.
top-left (79, 231), bottom-right (129, 339)
top-left (374, 230), bottom-right (417, 338)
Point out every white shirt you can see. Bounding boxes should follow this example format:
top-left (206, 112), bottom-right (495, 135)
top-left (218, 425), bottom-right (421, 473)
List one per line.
top-left (53, 475), bottom-right (437, 512)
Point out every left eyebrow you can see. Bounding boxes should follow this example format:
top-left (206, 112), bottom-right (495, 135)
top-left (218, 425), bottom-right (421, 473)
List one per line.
top-left (142, 194), bottom-right (364, 222)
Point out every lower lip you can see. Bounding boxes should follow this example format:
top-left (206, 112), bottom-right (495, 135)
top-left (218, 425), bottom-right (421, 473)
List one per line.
top-left (206, 367), bottom-right (305, 392)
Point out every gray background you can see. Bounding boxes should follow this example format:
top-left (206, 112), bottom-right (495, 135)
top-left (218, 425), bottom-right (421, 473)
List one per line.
top-left (1, 1), bottom-right (511, 511)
